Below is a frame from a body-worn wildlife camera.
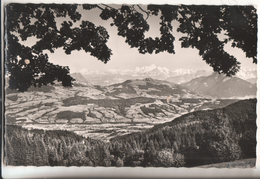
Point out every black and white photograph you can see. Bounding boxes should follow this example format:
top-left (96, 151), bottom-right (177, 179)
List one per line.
top-left (2, 0), bottom-right (258, 177)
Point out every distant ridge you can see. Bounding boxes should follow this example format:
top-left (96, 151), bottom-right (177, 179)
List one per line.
top-left (105, 77), bottom-right (199, 98)
top-left (182, 72), bottom-right (257, 98)
top-left (79, 65), bottom-right (213, 86)
top-left (166, 70), bottom-right (212, 84)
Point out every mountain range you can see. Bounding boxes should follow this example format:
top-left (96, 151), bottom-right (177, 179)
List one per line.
top-left (78, 65), bottom-right (210, 85)
top-left (75, 64), bottom-right (257, 85)
top-left (71, 64), bottom-right (257, 99)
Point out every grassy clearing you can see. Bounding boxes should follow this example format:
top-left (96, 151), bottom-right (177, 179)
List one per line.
top-left (199, 158), bottom-right (256, 168)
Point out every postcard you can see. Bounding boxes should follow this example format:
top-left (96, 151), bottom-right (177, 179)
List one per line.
top-left (2, 0), bottom-right (259, 178)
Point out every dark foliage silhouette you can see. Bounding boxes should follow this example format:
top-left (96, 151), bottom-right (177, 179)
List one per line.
top-left (5, 4), bottom-right (257, 91)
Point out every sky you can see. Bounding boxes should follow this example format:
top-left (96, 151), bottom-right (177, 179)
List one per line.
top-left (23, 4), bottom-right (257, 73)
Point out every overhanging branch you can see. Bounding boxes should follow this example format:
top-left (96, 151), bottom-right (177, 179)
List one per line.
top-left (136, 5), bottom-right (150, 20)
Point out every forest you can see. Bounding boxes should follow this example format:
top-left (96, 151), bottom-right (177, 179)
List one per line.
top-left (5, 99), bottom-right (256, 167)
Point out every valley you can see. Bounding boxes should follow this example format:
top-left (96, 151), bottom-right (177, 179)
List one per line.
top-left (5, 75), bottom-right (245, 141)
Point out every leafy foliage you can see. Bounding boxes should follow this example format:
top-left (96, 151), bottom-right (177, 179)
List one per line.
top-left (6, 4), bottom-right (111, 91)
top-left (176, 5), bottom-right (257, 76)
top-left (5, 4), bottom-right (257, 91)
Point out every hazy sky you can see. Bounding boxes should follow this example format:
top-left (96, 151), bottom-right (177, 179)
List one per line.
top-left (23, 4), bottom-right (257, 73)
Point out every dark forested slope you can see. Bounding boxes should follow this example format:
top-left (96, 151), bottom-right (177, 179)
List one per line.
top-left (110, 98), bottom-right (257, 167)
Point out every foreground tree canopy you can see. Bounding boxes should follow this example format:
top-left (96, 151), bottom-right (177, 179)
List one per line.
top-left (5, 4), bottom-right (257, 91)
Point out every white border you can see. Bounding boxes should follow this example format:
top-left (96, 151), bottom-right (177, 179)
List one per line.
top-left (1, 0), bottom-right (259, 178)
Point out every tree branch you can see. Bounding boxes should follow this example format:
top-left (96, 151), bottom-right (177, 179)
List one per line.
top-left (96, 5), bottom-right (105, 11)
top-left (101, 4), bottom-right (118, 10)
top-left (178, 10), bottom-right (196, 32)
top-left (136, 5), bottom-right (150, 20)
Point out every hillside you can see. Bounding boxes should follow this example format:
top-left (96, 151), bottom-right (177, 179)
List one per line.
top-left (5, 125), bottom-right (107, 166)
top-left (5, 99), bottom-right (256, 167)
top-left (105, 78), bottom-right (197, 97)
top-left (246, 78), bottom-right (257, 84)
top-left (111, 98), bottom-right (256, 167)
top-left (182, 72), bottom-right (257, 98)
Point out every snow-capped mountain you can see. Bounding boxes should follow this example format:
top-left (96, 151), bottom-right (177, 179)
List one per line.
top-left (235, 68), bottom-right (257, 79)
top-left (78, 65), bottom-right (206, 86)
top-left (76, 65), bottom-right (256, 86)
top-left (107, 69), bottom-right (132, 75)
top-left (80, 64), bottom-right (195, 77)
top-left (172, 69), bottom-right (195, 76)
top-left (235, 68), bottom-right (257, 84)
top-left (135, 64), bottom-right (170, 75)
